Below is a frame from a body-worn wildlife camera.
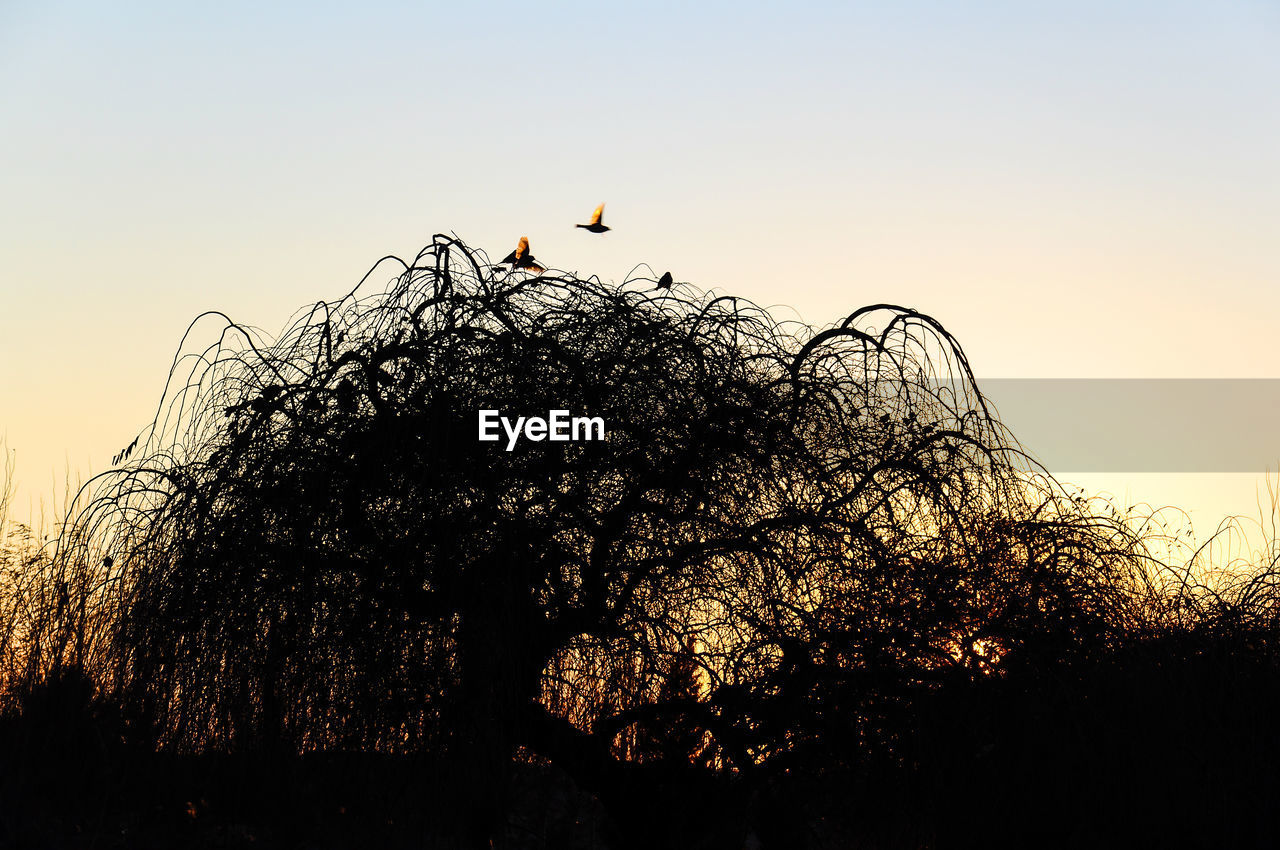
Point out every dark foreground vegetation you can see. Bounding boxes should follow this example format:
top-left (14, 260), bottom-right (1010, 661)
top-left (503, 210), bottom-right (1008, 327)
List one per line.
top-left (2, 236), bottom-right (1278, 848)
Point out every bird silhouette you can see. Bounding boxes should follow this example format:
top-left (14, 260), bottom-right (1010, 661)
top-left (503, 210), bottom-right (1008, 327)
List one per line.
top-left (575, 203), bottom-right (610, 234)
top-left (498, 236), bottom-right (544, 273)
top-left (656, 271), bottom-right (673, 290)
top-left (498, 236), bottom-right (529, 265)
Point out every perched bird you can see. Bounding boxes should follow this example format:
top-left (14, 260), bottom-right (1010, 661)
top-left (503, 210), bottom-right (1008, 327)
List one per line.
top-left (499, 236), bottom-right (544, 273)
top-left (656, 271), bottom-right (673, 290)
top-left (576, 203), bottom-right (610, 234)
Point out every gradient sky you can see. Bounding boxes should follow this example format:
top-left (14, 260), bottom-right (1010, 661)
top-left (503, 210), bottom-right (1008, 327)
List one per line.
top-left (2, 1), bottom-right (1278, 532)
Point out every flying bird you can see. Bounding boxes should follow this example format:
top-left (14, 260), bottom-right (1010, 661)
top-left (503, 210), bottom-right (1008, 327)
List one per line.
top-left (656, 271), bottom-right (673, 290)
top-left (499, 236), bottom-right (530, 265)
top-left (576, 203), bottom-right (610, 234)
top-left (498, 236), bottom-right (545, 273)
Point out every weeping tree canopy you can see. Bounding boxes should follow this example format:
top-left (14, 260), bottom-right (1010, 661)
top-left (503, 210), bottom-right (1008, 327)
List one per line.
top-left (58, 235), bottom-right (1143, 776)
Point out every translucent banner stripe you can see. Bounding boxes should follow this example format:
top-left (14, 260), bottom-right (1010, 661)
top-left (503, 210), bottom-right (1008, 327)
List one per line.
top-left (968, 379), bottom-right (1280, 473)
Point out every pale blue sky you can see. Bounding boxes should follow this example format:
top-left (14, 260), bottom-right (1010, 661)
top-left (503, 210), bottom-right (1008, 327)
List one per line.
top-left (2, 0), bottom-right (1278, 529)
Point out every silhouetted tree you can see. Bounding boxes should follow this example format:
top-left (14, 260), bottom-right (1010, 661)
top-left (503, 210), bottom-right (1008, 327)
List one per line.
top-left (54, 235), bottom-right (1162, 846)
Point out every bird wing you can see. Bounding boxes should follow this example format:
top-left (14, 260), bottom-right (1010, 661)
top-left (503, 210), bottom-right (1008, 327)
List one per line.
top-left (590, 203), bottom-right (605, 226)
top-left (516, 236), bottom-right (530, 261)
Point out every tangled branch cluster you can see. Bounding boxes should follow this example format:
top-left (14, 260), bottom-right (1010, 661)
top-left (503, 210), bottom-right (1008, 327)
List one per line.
top-left (33, 236), bottom-right (1151, 776)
